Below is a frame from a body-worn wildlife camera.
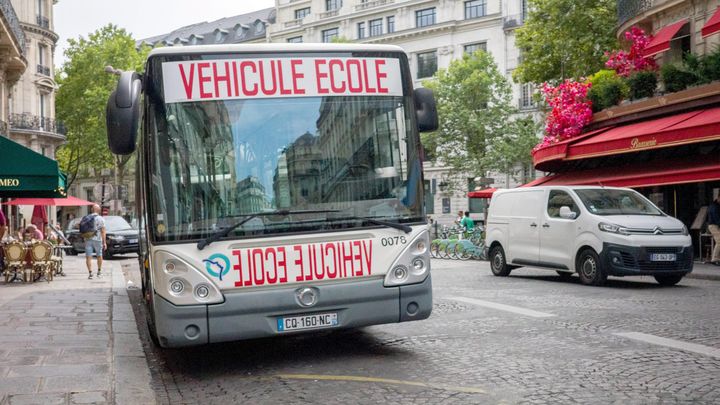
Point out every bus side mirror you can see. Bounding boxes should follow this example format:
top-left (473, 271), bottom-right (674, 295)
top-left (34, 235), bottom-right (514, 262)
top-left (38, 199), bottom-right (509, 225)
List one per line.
top-left (414, 87), bottom-right (438, 132)
top-left (106, 71), bottom-right (141, 155)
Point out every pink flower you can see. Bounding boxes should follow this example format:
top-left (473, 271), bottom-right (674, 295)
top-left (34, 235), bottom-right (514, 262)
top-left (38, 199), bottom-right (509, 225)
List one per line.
top-left (535, 80), bottom-right (593, 150)
top-left (605, 27), bottom-right (657, 77)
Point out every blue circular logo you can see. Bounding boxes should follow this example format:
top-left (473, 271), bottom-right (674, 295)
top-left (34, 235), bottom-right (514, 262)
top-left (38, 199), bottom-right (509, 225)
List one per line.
top-left (203, 253), bottom-right (231, 281)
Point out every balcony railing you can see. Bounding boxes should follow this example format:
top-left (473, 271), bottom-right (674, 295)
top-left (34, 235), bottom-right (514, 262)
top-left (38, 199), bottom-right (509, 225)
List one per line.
top-left (0, 0), bottom-right (26, 55)
top-left (503, 14), bottom-right (524, 30)
top-left (355, 0), bottom-right (394, 11)
top-left (36, 14), bottom-right (49, 29)
top-left (9, 113), bottom-right (66, 135)
top-left (319, 9), bottom-right (339, 19)
top-left (617, 0), bottom-right (653, 27)
top-left (36, 64), bottom-right (50, 76)
top-left (285, 18), bottom-right (302, 28)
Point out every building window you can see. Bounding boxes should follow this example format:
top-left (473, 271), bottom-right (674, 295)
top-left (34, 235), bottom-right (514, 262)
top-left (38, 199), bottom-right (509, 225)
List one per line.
top-left (39, 94), bottom-right (46, 120)
top-left (287, 36), bottom-right (303, 43)
top-left (465, 0), bottom-right (487, 19)
top-left (295, 7), bottom-right (311, 19)
top-left (369, 18), bottom-right (383, 36)
top-left (37, 0), bottom-right (44, 17)
top-left (520, 83), bottom-right (535, 109)
top-left (326, 0), bottom-right (341, 11)
top-left (522, 0), bottom-right (528, 21)
top-left (357, 22), bottom-right (366, 39)
top-left (464, 42), bottom-right (487, 55)
top-left (38, 43), bottom-right (46, 66)
top-left (416, 8), bottom-right (436, 28)
top-left (322, 28), bottom-right (339, 43)
top-left (416, 50), bottom-right (437, 78)
top-left (387, 16), bottom-right (395, 33)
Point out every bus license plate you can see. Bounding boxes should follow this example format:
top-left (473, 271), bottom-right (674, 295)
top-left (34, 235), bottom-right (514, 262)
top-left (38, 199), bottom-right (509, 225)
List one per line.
top-left (650, 253), bottom-right (676, 261)
top-left (277, 313), bottom-right (338, 332)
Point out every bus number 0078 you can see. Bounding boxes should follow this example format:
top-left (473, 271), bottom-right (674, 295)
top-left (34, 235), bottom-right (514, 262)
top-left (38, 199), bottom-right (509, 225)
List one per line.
top-left (381, 236), bottom-right (407, 246)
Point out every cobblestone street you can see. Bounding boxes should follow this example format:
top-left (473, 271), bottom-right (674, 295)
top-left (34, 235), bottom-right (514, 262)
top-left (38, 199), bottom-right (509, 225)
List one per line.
top-left (125, 259), bottom-right (720, 404)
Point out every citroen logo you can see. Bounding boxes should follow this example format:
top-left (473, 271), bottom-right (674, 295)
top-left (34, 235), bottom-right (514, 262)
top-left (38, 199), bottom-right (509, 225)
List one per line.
top-left (295, 287), bottom-right (318, 308)
top-left (653, 227), bottom-right (663, 235)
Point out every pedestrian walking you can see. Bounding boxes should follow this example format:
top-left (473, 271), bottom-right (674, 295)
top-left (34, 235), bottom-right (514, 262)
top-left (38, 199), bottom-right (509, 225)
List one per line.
top-left (461, 211), bottom-right (475, 239)
top-left (708, 195), bottom-right (720, 266)
top-left (81, 204), bottom-right (106, 278)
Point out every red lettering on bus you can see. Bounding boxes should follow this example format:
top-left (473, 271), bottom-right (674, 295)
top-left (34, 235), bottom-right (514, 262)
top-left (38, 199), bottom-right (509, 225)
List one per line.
top-left (277, 247), bottom-right (288, 283)
top-left (346, 59), bottom-right (363, 93)
top-left (240, 61), bottom-right (258, 96)
top-left (375, 59), bottom-right (389, 94)
top-left (252, 248), bottom-right (265, 285)
top-left (179, 63), bottom-right (195, 99)
top-left (353, 240), bottom-right (363, 276)
top-left (197, 62), bottom-right (212, 99)
top-left (329, 59), bottom-right (346, 93)
top-left (265, 247), bottom-right (278, 284)
top-left (341, 242), bottom-right (354, 277)
top-left (362, 240), bottom-right (373, 275)
top-left (325, 243), bottom-right (337, 278)
top-left (258, 60), bottom-right (277, 96)
top-left (275, 60), bottom-right (292, 95)
top-left (294, 245), bottom-right (305, 281)
top-left (231, 61), bottom-right (240, 97)
top-left (362, 60), bottom-right (377, 94)
top-left (232, 249), bottom-right (244, 287)
top-left (290, 59), bottom-right (305, 95)
top-left (315, 60), bottom-right (329, 94)
top-left (213, 61), bottom-right (232, 98)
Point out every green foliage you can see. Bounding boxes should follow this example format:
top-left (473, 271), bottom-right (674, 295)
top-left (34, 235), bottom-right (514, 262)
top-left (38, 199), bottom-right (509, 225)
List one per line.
top-left (513, 0), bottom-right (617, 84)
top-left (483, 117), bottom-right (542, 180)
top-left (421, 51), bottom-right (517, 191)
top-left (55, 24), bottom-right (151, 188)
top-left (627, 71), bottom-right (657, 100)
top-left (684, 48), bottom-right (720, 83)
top-left (661, 63), bottom-right (701, 93)
top-left (330, 36), bottom-right (352, 43)
top-left (587, 70), bottom-right (629, 112)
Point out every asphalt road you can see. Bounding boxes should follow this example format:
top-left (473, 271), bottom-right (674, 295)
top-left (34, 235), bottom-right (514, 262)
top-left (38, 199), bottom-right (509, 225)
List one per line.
top-left (121, 257), bottom-right (720, 404)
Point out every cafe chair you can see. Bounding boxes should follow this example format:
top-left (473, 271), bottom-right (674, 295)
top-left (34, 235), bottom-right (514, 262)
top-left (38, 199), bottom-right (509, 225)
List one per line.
top-left (2, 241), bottom-right (26, 283)
top-left (50, 245), bottom-right (63, 276)
top-left (29, 241), bottom-right (54, 283)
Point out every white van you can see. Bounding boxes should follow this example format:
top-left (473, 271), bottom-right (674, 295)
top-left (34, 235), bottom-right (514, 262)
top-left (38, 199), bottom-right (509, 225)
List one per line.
top-left (485, 186), bottom-right (693, 286)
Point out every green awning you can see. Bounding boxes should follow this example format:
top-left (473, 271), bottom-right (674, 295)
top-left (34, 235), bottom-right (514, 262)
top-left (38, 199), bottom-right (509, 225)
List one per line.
top-left (0, 136), bottom-right (67, 198)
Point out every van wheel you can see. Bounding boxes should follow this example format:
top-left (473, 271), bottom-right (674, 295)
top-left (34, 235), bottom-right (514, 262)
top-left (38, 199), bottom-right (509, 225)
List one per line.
top-left (577, 249), bottom-right (606, 286)
top-left (489, 245), bottom-right (511, 276)
top-left (556, 271), bottom-right (573, 280)
top-left (654, 274), bottom-right (683, 286)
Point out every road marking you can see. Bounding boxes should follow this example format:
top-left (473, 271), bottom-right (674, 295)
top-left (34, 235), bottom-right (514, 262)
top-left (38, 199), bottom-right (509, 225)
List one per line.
top-left (274, 373), bottom-right (487, 394)
top-left (448, 296), bottom-right (556, 318)
top-left (614, 332), bottom-right (720, 359)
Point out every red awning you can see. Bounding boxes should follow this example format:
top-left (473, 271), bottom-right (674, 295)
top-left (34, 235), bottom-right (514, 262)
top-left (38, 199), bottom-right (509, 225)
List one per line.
top-left (702, 7), bottom-right (720, 37)
top-left (533, 106), bottom-right (720, 170)
top-left (468, 187), bottom-right (497, 198)
top-left (645, 19), bottom-right (688, 57)
top-left (526, 156), bottom-right (720, 188)
top-left (2, 196), bottom-right (95, 206)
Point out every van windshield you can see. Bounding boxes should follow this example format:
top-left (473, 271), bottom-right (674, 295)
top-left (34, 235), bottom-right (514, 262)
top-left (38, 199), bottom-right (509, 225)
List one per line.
top-left (575, 189), bottom-right (663, 216)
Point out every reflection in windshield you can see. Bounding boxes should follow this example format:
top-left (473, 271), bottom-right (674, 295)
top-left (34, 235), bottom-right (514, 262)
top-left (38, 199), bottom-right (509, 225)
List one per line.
top-left (575, 189), bottom-right (663, 216)
top-left (149, 95), bottom-right (422, 241)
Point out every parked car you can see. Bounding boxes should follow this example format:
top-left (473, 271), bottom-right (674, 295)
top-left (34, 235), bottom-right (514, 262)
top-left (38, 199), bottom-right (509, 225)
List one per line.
top-left (66, 215), bottom-right (139, 259)
top-left (484, 186), bottom-right (693, 286)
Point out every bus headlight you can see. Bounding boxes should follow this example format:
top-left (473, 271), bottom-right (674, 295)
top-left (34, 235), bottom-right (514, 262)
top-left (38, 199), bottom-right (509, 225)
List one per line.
top-left (153, 250), bottom-right (224, 305)
top-left (384, 230), bottom-right (431, 287)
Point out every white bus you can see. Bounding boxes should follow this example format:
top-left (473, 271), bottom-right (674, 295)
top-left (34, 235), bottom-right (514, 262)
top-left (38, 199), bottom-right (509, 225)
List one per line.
top-left (106, 44), bottom-right (438, 347)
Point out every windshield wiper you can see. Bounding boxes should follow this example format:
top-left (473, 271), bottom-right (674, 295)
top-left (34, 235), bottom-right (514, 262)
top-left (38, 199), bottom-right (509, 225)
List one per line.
top-left (343, 216), bottom-right (412, 234)
top-left (197, 209), bottom-right (340, 250)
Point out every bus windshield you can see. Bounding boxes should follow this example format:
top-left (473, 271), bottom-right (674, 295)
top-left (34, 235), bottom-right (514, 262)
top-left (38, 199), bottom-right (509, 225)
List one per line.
top-left (146, 56), bottom-right (423, 242)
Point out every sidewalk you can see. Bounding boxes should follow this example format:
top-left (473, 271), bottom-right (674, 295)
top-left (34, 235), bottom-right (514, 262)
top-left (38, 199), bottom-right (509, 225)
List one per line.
top-left (688, 261), bottom-right (720, 281)
top-left (0, 255), bottom-right (154, 405)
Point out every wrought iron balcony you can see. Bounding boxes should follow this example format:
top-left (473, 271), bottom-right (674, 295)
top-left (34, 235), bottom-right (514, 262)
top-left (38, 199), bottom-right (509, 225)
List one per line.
top-left (9, 113), bottom-right (66, 135)
top-left (0, 0), bottom-right (26, 55)
top-left (36, 14), bottom-right (49, 29)
top-left (617, 0), bottom-right (653, 27)
top-left (36, 64), bottom-right (50, 76)
top-left (355, 0), bottom-right (394, 11)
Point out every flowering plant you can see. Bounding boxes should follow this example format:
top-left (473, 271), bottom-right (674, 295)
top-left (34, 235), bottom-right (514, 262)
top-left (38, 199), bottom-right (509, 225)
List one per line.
top-left (534, 80), bottom-right (593, 151)
top-left (605, 27), bottom-right (657, 77)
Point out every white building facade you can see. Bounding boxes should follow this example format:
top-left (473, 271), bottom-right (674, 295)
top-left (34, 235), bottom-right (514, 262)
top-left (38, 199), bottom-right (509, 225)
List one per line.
top-left (269, 0), bottom-right (538, 223)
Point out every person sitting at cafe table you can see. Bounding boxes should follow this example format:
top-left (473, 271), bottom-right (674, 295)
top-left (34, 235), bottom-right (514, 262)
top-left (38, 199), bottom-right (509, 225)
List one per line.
top-left (19, 224), bottom-right (44, 241)
top-left (0, 208), bottom-right (7, 240)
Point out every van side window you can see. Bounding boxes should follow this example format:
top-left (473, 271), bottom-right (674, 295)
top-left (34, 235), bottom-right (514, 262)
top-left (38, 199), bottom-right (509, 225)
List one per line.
top-left (547, 190), bottom-right (580, 219)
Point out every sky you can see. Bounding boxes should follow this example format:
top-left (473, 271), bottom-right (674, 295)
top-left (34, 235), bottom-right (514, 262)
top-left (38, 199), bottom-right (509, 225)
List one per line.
top-left (53, 0), bottom-right (275, 67)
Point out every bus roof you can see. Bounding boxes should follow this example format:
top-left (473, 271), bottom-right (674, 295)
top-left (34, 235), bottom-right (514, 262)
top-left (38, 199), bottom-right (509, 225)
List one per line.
top-left (148, 43), bottom-right (406, 58)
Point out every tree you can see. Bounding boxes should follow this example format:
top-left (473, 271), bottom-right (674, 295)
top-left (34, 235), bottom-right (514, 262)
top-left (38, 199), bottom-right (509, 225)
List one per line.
top-left (513, 0), bottom-right (617, 84)
top-left (483, 117), bottom-right (542, 183)
top-left (56, 24), bottom-right (150, 190)
top-left (422, 51), bottom-right (516, 191)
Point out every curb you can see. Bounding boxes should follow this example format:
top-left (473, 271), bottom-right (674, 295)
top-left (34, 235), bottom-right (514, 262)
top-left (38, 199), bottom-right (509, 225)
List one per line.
top-left (685, 272), bottom-right (720, 281)
top-left (111, 262), bottom-right (156, 404)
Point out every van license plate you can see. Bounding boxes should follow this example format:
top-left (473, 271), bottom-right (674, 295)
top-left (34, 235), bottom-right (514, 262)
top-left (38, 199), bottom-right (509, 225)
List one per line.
top-left (277, 313), bottom-right (338, 332)
top-left (650, 253), bottom-right (676, 261)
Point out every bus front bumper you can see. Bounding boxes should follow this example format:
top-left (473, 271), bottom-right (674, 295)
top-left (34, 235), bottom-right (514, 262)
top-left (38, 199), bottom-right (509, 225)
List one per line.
top-left (152, 275), bottom-right (432, 348)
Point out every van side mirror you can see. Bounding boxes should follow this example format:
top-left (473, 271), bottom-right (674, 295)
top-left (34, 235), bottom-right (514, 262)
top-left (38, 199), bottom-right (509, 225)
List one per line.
top-left (106, 71), bottom-right (142, 155)
top-left (414, 87), bottom-right (438, 132)
top-left (559, 206), bottom-right (577, 219)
